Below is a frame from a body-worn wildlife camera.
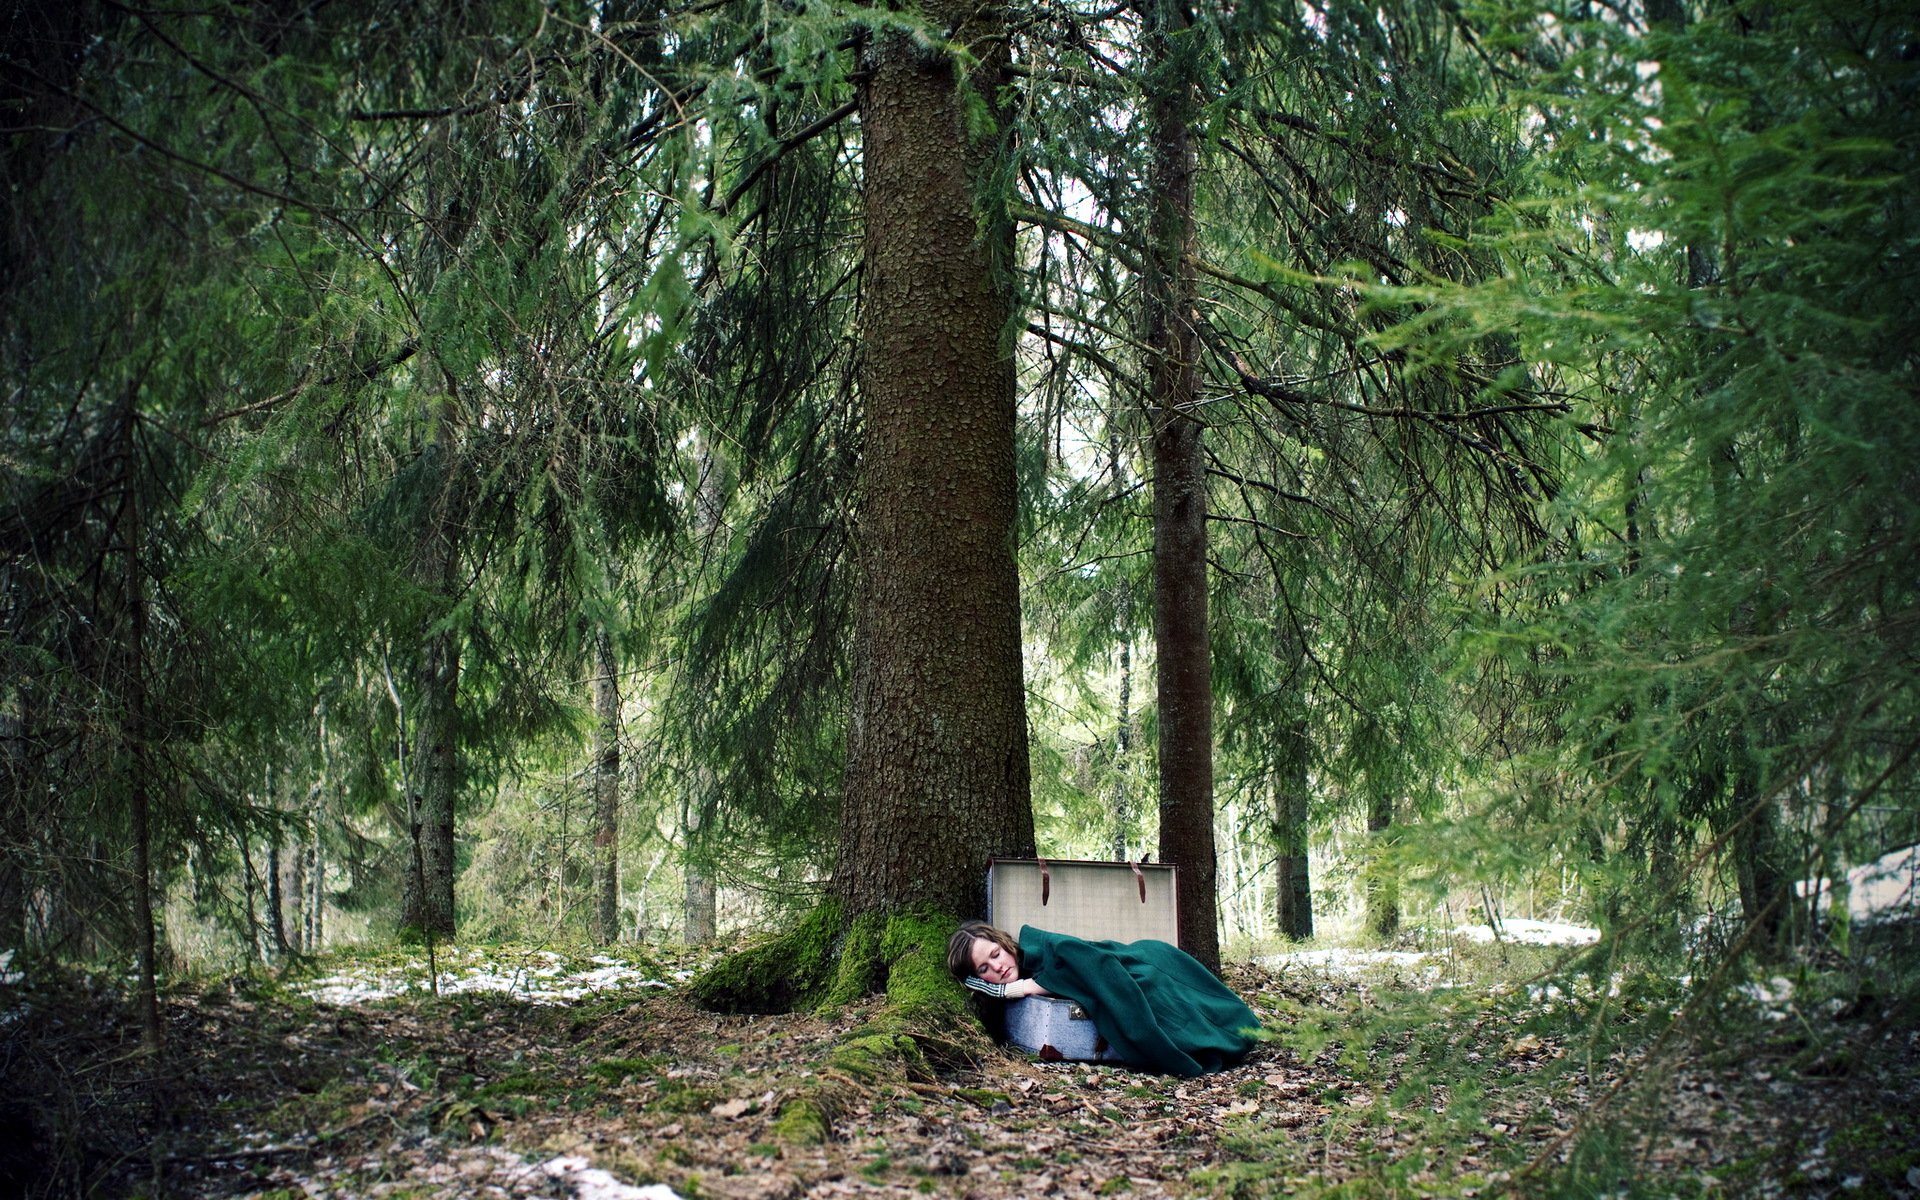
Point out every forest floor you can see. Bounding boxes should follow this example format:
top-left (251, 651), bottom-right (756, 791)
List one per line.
top-left (5, 930), bottom-right (1918, 1200)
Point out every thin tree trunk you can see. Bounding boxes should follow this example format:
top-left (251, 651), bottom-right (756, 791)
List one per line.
top-left (310, 715), bottom-right (329, 952)
top-left (1365, 792), bottom-right (1400, 939)
top-left (265, 765), bottom-right (291, 957)
top-left (1727, 747), bottom-right (1789, 947)
top-left (284, 832), bottom-right (306, 953)
top-left (1109, 431), bottom-right (1135, 863)
top-left (124, 405), bottom-right (161, 1051)
top-left (682, 773), bottom-right (718, 944)
top-left (591, 628), bottom-right (622, 944)
top-left (402, 620), bottom-right (460, 938)
top-left (0, 703), bottom-right (24, 952)
top-left (240, 827), bottom-right (262, 964)
top-left (683, 860), bottom-right (716, 946)
top-left (635, 846), bottom-right (669, 942)
top-left (1110, 627), bottom-right (1133, 862)
top-left (1142, 0), bottom-right (1219, 973)
top-left (130, 771), bottom-right (161, 1051)
top-left (308, 820), bottom-right (324, 951)
top-left (833, 0), bottom-right (1034, 921)
top-left (1647, 0), bottom-right (1789, 949)
top-left (1274, 721), bottom-right (1314, 940)
top-left (400, 436), bottom-right (461, 940)
top-left (267, 841), bottom-right (288, 957)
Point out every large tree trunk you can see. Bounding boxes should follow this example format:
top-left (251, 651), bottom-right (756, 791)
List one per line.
top-left (832, 0), bottom-right (1034, 922)
top-left (591, 628), bottom-right (622, 944)
top-left (1141, 0), bottom-right (1219, 974)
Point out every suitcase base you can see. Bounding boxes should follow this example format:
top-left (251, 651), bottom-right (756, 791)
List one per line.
top-left (1005, 995), bottom-right (1125, 1063)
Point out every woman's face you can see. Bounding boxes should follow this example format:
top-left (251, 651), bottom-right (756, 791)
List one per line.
top-left (970, 937), bottom-right (1019, 985)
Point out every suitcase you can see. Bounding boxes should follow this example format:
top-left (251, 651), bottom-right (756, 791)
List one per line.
top-left (1004, 992), bottom-right (1126, 1063)
top-left (985, 858), bottom-right (1180, 1063)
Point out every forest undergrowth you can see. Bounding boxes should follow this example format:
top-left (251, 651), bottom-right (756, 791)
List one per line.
top-left (3, 931), bottom-right (1916, 1200)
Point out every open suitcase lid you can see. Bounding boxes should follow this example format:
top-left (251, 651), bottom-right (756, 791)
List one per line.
top-left (985, 857), bottom-right (1179, 946)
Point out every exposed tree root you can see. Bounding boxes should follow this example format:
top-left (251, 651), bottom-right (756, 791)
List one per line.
top-left (690, 904), bottom-right (991, 1143)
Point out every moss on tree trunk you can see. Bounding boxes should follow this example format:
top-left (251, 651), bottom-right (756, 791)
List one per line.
top-left (690, 904), bottom-right (983, 1144)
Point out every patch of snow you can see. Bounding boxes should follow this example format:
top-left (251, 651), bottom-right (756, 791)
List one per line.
top-left (1797, 844), bottom-right (1919, 925)
top-left (1526, 974), bottom-right (1622, 1012)
top-left (543, 1155), bottom-right (684, 1199)
top-left (296, 949), bottom-right (672, 1007)
top-left (1737, 975), bottom-right (1796, 1020)
top-left (1449, 919), bottom-right (1601, 947)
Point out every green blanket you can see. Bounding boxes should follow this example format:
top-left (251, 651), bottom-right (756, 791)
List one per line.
top-left (1018, 926), bottom-right (1261, 1076)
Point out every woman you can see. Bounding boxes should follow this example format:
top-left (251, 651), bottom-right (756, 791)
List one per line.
top-left (946, 920), bottom-right (1261, 1076)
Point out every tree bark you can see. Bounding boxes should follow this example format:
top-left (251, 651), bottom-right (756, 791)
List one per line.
top-left (684, 857), bottom-right (716, 945)
top-left (282, 834), bottom-right (306, 953)
top-left (310, 715), bottom-right (329, 952)
top-left (1109, 431), bottom-right (1136, 863)
top-left (591, 628), bottom-right (622, 944)
top-left (401, 624), bottom-right (460, 938)
top-left (401, 451), bottom-right (461, 939)
top-left (0, 702), bottom-right (25, 952)
top-left (833, 0), bottom-right (1034, 922)
top-left (130, 766), bottom-right (161, 1051)
top-left (267, 840), bottom-right (289, 957)
top-left (1142, 0), bottom-right (1219, 973)
top-left (1273, 717), bottom-right (1314, 940)
top-left (1720, 735), bottom-right (1789, 948)
top-left (1365, 792), bottom-right (1400, 939)
top-left (1110, 627), bottom-right (1134, 863)
top-left (123, 403), bottom-right (161, 1052)
top-left (240, 828), bottom-right (261, 963)
top-left (266, 764), bottom-right (291, 957)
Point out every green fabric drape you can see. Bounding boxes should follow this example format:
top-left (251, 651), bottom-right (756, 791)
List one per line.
top-left (1019, 925), bottom-right (1261, 1076)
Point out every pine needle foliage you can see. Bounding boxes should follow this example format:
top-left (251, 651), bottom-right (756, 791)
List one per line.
top-left (1397, 0), bottom-right (1920, 949)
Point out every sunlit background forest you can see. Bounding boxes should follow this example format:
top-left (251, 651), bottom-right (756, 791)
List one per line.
top-left (2, 0), bottom-right (1917, 1193)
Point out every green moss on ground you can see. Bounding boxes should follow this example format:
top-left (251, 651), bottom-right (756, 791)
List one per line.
top-left (648, 1079), bottom-right (727, 1114)
top-left (952, 1087), bottom-right (1009, 1108)
top-left (829, 1029), bottom-right (929, 1082)
top-left (772, 1098), bottom-right (829, 1145)
top-left (587, 1057), bottom-right (659, 1083)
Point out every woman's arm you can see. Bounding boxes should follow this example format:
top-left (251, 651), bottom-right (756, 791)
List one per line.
top-left (966, 975), bottom-right (1053, 1000)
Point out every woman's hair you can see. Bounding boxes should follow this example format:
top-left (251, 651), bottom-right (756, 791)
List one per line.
top-left (946, 920), bottom-right (1020, 981)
